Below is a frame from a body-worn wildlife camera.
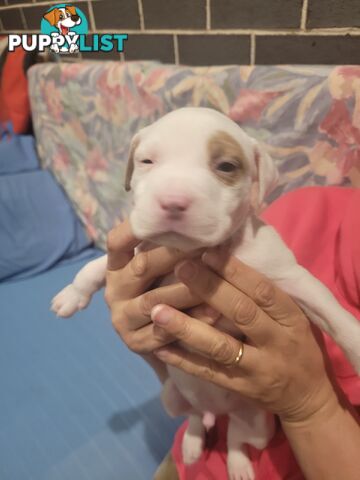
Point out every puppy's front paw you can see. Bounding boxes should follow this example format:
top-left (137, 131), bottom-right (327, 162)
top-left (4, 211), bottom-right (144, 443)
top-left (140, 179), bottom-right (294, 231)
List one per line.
top-left (182, 429), bottom-right (204, 465)
top-left (51, 284), bottom-right (90, 318)
top-left (227, 449), bottom-right (254, 480)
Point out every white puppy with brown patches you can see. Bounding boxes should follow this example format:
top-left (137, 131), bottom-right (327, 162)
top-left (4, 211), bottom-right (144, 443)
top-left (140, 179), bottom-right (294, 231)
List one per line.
top-left (52, 108), bottom-right (360, 480)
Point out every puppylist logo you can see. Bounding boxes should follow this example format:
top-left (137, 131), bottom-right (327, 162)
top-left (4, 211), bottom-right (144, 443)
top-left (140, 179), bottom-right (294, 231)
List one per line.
top-left (8, 3), bottom-right (127, 55)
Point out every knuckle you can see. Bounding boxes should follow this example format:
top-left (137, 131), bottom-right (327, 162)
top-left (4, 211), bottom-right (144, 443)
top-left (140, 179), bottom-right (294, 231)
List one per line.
top-left (130, 252), bottom-right (148, 277)
top-left (175, 318), bottom-right (192, 341)
top-left (173, 354), bottom-right (186, 371)
top-left (232, 296), bottom-right (258, 326)
top-left (106, 229), bottom-right (119, 254)
top-left (110, 304), bottom-right (128, 336)
top-left (224, 261), bottom-right (239, 284)
top-left (254, 279), bottom-right (275, 308)
top-left (209, 337), bottom-right (236, 365)
top-left (111, 313), bottom-right (124, 334)
top-left (153, 325), bottom-right (171, 343)
top-left (201, 274), bottom-right (218, 296)
top-left (294, 316), bottom-right (313, 340)
top-left (139, 290), bottom-right (159, 316)
top-left (104, 287), bottom-right (113, 307)
top-left (124, 332), bottom-right (141, 353)
top-left (107, 227), bottom-right (133, 255)
top-left (266, 373), bottom-right (286, 392)
top-left (104, 284), bottom-right (119, 307)
top-left (111, 315), bottom-right (119, 331)
top-left (199, 361), bottom-right (216, 381)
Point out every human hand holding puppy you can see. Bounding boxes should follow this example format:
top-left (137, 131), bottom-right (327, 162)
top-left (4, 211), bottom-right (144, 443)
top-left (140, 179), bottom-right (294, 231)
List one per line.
top-left (106, 220), bottom-right (360, 480)
top-left (105, 218), bottom-right (207, 384)
top-left (105, 219), bottom-right (334, 422)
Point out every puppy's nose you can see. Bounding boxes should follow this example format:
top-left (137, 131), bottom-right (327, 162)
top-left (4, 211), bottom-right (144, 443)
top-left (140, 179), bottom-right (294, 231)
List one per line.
top-left (71, 14), bottom-right (80, 22)
top-left (158, 194), bottom-right (192, 215)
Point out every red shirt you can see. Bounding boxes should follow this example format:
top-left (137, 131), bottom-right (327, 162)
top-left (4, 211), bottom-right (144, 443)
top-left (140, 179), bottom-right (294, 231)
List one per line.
top-left (172, 187), bottom-right (360, 480)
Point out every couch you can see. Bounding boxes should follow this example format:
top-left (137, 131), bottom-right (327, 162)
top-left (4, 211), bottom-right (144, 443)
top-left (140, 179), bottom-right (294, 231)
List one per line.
top-left (0, 61), bottom-right (359, 480)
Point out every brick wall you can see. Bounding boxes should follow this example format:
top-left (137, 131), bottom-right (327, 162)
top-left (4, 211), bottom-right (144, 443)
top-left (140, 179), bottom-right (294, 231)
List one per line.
top-left (1, 0), bottom-right (360, 64)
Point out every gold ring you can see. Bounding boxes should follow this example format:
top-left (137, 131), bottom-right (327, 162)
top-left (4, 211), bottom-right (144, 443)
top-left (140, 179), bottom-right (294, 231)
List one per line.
top-left (233, 342), bottom-right (244, 366)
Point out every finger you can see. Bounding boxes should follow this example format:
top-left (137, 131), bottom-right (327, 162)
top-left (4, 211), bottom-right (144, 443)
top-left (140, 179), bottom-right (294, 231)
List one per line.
top-left (174, 260), bottom-right (280, 345)
top-left (151, 304), bottom-right (257, 369)
top-left (123, 283), bottom-right (201, 330)
top-left (187, 304), bottom-right (220, 325)
top-left (109, 247), bottom-right (195, 301)
top-left (154, 345), bottom-right (251, 395)
top-left (122, 323), bottom-right (175, 354)
top-left (202, 250), bottom-right (302, 325)
top-left (107, 219), bottom-right (140, 270)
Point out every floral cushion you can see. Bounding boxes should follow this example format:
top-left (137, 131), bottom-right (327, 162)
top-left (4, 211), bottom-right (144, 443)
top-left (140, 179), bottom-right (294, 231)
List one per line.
top-left (28, 62), bottom-right (360, 249)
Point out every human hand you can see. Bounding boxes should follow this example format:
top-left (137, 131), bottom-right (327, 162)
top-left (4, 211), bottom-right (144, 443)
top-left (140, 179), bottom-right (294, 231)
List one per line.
top-left (150, 250), bottom-right (339, 424)
top-left (105, 219), bottom-right (208, 354)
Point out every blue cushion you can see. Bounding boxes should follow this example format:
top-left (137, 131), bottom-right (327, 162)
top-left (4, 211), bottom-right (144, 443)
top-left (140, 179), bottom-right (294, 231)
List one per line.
top-left (0, 257), bottom-right (181, 480)
top-left (0, 170), bottom-right (92, 281)
top-left (0, 134), bottom-right (38, 174)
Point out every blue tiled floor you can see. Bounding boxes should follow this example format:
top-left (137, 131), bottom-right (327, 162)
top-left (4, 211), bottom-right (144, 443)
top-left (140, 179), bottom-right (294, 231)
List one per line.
top-left (0, 253), bottom-right (182, 480)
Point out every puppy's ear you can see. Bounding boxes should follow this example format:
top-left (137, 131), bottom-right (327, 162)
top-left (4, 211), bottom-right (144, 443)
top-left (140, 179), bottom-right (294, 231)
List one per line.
top-left (43, 9), bottom-right (57, 26)
top-left (66, 6), bottom-right (77, 16)
top-left (124, 135), bottom-right (140, 192)
top-left (251, 142), bottom-right (279, 210)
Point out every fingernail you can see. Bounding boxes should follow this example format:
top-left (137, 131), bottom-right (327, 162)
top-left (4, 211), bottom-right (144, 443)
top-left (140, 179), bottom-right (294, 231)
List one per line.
top-left (175, 260), bottom-right (197, 280)
top-left (151, 305), bottom-right (172, 325)
top-left (202, 250), bottom-right (218, 266)
top-left (205, 306), bottom-right (220, 320)
top-left (154, 348), bottom-right (169, 359)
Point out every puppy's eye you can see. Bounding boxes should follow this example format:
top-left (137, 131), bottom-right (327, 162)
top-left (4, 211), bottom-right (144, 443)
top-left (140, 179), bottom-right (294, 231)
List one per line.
top-left (141, 159), bottom-right (153, 164)
top-left (59, 14), bottom-right (64, 19)
top-left (216, 161), bottom-right (238, 173)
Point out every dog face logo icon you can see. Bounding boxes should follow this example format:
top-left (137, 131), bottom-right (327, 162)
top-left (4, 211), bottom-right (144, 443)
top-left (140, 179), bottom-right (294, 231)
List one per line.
top-left (41, 3), bottom-right (88, 54)
top-left (44, 6), bottom-right (81, 36)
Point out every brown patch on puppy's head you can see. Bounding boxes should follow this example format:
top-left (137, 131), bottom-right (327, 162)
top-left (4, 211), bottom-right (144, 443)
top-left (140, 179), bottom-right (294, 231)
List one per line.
top-left (208, 130), bottom-right (247, 186)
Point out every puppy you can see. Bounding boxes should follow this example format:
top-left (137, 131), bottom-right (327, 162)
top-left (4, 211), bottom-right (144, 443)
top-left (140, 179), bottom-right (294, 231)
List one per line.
top-left (43, 5), bottom-right (81, 54)
top-left (52, 108), bottom-right (360, 480)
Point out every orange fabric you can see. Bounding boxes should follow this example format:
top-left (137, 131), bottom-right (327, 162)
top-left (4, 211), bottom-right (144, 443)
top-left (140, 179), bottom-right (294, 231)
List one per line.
top-left (0, 47), bottom-right (30, 133)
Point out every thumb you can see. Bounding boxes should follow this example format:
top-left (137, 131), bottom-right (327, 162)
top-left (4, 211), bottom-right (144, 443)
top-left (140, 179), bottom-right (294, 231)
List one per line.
top-left (107, 218), bottom-right (140, 270)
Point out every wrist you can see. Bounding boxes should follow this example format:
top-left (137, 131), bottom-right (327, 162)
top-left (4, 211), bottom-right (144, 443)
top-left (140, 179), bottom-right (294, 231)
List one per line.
top-left (279, 378), bottom-right (340, 428)
top-left (280, 382), bottom-right (360, 480)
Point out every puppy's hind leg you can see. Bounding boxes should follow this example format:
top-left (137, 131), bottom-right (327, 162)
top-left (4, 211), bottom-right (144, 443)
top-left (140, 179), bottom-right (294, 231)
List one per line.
top-left (227, 409), bottom-right (274, 480)
top-left (227, 415), bottom-right (254, 480)
top-left (181, 414), bottom-right (206, 465)
top-left (277, 266), bottom-right (360, 373)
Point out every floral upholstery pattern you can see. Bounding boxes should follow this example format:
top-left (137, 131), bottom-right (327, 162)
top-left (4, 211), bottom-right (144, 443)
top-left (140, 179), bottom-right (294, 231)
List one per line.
top-left (28, 62), bottom-right (360, 249)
